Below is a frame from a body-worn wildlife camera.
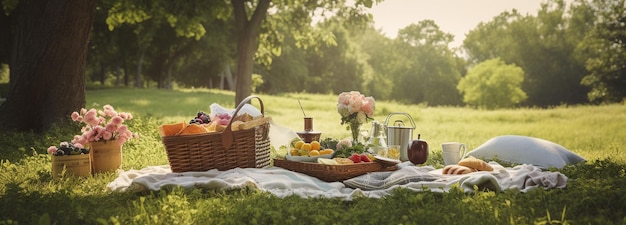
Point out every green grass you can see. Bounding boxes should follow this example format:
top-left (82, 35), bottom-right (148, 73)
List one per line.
top-left (1, 88), bottom-right (625, 224)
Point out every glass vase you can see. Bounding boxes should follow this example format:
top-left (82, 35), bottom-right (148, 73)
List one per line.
top-left (349, 122), bottom-right (362, 144)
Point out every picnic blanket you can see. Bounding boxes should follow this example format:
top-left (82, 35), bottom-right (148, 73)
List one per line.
top-left (106, 161), bottom-right (567, 200)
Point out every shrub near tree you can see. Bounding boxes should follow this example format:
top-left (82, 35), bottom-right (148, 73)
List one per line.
top-left (457, 58), bottom-right (527, 109)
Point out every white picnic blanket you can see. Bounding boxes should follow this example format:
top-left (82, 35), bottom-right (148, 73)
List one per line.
top-left (106, 162), bottom-right (567, 200)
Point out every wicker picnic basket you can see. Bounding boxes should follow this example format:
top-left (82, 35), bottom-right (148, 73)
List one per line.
top-left (273, 158), bottom-right (397, 182)
top-left (161, 96), bottom-right (271, 172)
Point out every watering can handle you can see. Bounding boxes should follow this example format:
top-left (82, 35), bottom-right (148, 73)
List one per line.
top-left (384, 112), bottom-right (416, 129)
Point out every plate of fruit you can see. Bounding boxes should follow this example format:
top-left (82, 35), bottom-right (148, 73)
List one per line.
top-left (286, 139), bottom-right (335, 162)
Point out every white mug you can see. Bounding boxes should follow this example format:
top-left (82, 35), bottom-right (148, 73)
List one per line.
top-left (441, 142), bottom-right (467, 165)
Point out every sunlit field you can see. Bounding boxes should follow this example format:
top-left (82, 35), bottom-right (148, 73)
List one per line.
top-left (87, 88), bottom-right (625, 163)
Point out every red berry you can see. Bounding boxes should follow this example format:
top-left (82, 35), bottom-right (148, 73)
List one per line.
top-left (360, 154), bottom-right (371, 162)
top-left (349, 153), bottom-right (362, 163)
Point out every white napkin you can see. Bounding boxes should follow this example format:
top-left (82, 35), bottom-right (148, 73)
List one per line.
top-left (209, 103), bottom-right (262, 118)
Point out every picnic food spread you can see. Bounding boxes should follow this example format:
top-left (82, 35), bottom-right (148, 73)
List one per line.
top-left (154, 93), bottom-right (517, 182)
top-left (156, 94), bottom-right (411, 181)
top-left (159, 111), bottom-right (270, 136)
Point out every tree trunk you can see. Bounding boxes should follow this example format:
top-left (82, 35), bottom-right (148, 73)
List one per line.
top-left (0, 10), bottom-right (11, 66)
top-left (220, 61), bottom-right (235, 90)
top-left (219, 70), bottom-right (224, 90)
top-left (123, 61), bottom-right (129, 87)
top-left (0, 0), bottom-right (97, 132)
top-left (224, 60), bottom-right (234, 90)
top-left (114, 56), bottom-right (122, 86)
top-left (231, 0), bottom-right (270, 104)
top-left (99, 62), bottom-right (106, 85)
top-left (135, 48), bottom-right (144, 88)
top-left (166, 61), bottom-right (173, 90)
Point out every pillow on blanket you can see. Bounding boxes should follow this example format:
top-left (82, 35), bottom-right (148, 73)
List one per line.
top-left (467, 135), bottom-right (586, 169)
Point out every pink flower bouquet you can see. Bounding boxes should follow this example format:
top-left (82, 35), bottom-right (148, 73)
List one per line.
top-left (337, 91), bottom-right (375, 125)
top-left (70, 104), bottom-right (138, 146)
top-left (337, 91), bottom-right (375, 142)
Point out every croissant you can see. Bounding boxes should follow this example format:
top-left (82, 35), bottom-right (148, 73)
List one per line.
top-left (458, 156), bottom-right (494, 171)
top-left (442, 165), bottom-right (476, 175)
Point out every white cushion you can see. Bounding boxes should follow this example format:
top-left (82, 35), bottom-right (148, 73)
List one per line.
top-left (467, 135), bottom-right (586, 169)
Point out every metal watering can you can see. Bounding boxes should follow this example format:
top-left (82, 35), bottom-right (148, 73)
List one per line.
top-left (384, 112), bottom-right (416, 162)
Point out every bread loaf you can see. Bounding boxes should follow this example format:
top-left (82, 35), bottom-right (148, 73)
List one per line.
top-left (442, 165), bottom-right (476, 175)
top-left (334, 158), bottom-right (354, 165)
top-left (458, 156), bottom-right (493, 171)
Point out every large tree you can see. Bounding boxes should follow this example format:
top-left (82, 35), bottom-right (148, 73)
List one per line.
top-left (391, 20), bottom-right (463, 105)
top-left (230, 0), bottom-right (378, 103)
top-left (577, 0), bottom-right (626, 103)
top-left (0, 0), bottom-right (97, 131)
top-left (457, 58), bottom-right (527, 109)
top-left (231, 0), bottom-right (270, 103)
top-left (463, 0), bottom-right (591, 107)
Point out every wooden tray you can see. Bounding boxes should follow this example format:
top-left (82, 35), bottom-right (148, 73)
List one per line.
top-left (273, 158), bottom-right (397, 182)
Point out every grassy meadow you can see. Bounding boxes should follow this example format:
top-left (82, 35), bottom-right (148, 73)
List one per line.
top-left (87, 88), bottom-right (625, 163)
top-left (1, 88), bottom-right (625, 224)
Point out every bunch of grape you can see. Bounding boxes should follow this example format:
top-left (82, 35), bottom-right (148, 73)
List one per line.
top-left (189, 111), bottom-right (211, 124)
top-left (55, 142), bottom-right (89, 156)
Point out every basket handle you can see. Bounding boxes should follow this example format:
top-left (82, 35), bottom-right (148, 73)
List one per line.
top-left (221, 95), bottom-right (265, 149)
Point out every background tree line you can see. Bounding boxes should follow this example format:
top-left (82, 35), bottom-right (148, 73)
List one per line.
top-left (267, 0), bottom-right (625, 107)
top-left (0, 0), bottom-right (624, 131)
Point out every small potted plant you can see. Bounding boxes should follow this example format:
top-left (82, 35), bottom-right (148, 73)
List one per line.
top-left (48, 142), bottom-right (91, 178)
top-left (70, 104), bottom-right (139, 174)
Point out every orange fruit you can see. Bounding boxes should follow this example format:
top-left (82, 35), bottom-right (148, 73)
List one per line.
top-left (159, 122), bottom-right (186, 136)
top-left (298, 149), bottom-right (309, 156)
top-left (301, 143), bottom-right (312, 151)
top-left (309, 150), bottom-right (320, 156)
top-left (290, 149), bottom-right (298, 156)
top-left (320, 149), bottom-right (334, 155)
top-left (294, 140), bottom-right (305, 150)
top-left (180, 124), bottom-right (209, 135)
top-left (310, 141), bottom-right (321, 150)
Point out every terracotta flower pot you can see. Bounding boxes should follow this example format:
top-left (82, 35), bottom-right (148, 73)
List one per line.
top-left (51, 154), bottom-right (91, 178)
top-left (89, 140), bottom-right (122, 174)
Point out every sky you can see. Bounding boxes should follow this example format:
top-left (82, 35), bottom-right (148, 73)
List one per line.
top-left (367, 0), bottom-right (562, 48)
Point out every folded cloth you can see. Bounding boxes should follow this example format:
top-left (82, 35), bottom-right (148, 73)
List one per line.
top-left (343, 166), bottom-right (439, 190)
top-left (107, 162), bottom-right (567, 200)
